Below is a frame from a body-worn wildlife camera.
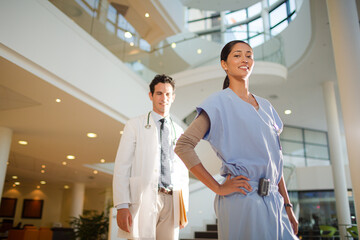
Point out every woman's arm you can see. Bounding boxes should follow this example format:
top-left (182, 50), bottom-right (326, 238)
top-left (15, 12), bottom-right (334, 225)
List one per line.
top-left (278, 175), bottom-right (298, 234)
top-left (175, 111), bottom-right (252, 196)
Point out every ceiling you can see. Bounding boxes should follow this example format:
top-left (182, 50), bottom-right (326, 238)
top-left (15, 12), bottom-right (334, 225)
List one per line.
top-left (1, 0), bottom-right (358, 192)
top-left (0, 56), bottom-right (123, 189)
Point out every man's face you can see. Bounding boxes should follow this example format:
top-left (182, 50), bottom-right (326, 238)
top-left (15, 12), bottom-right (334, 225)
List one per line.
top-left (149, 83), bottom-right (175, 117)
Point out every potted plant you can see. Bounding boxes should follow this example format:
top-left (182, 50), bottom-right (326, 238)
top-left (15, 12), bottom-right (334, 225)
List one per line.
top-left (69, 210), bottom-right (109, 240)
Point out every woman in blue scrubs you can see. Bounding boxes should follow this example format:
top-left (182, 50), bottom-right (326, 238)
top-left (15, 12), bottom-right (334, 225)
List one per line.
top-left (175, 40), bottom-right (298, 239)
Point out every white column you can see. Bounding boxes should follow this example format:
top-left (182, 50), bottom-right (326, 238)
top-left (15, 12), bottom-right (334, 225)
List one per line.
top-left (261, 0), bottom-right (270, 41)
top-left (322, 81), bottom-right (351, 239)
top-left (326, 0), bottom-right (360, 234)
top-left (0, 127), bottom-right (12, 202)
top-left (104, 187), bottom-right (112, 216)
top-left (70, 182), bottom-right (85, 218)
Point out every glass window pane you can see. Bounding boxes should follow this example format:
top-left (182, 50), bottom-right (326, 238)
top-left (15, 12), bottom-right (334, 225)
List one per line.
top-left (84, 0), bottom-right (99, 9)
top-left (281, 126), bottom-right (303, 142)
top-left (271, 20), bottom-right (288, 36)
top-left (105, 21), bottom-right (115, 33)
top-left (107, 5), bottom-right (117, 23)
top-left (291, 12), bottom-right (297, 21)
top-left (305, 144), bottom-right (329, 159)
top-left (225, 25), bottom-right (248, 42)
top-left (225, 9), bottom-right (247, 24)
top-left (283, 155), bottom-right (306, 167)
top-left (304, 130), bottom-right (327, 145)
top-left (306, 158), bottom-right (330, 166)
top-left (270, 3), bottom-right (287, 27)
top-left (282, 141), bottom-right (304, 157)
top-left (268, 0), bottom-right (279, 7)
top-left (249, 18), bottom-right (263, 37)
top-left (249, 34), bottom-right (264, 47)
top-left (188, 8), bottom-right (203, 21)
top-left (139, 39), bottom-right (151, 52)
top-left (248, 2), bottom-right (262, 18)
top-left (188, 21), bottom-right (206, 32)
top-left (289, 0), bottom-right (296, 13)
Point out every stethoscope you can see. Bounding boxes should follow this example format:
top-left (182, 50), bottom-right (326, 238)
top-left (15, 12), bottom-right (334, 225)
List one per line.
top-left (145, 111), bottom-right (177, 145)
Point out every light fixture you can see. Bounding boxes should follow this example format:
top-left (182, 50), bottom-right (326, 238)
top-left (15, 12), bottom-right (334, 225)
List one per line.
top-left (171, 43), bottom-right (176, 48)
top-left (87, 133), bottom-right (97, 138)
top-left (12, 176), bottom-right (18, 179)
top-left (197, 49), bottom-right (202, 54)
top-left (18, 140), bottom-right (28, 145)
top-left (41, 165), bottom-right (46, 168)
top-left (124, 31), bottom-right (132, 38)
top-left (12, 184), bottom-right (16, 187)
top-left (36, 185), bottom-right (40, 189)
top-left (40, 181), bottom-right (46, 185)
top-left (67, 155), bottom-right (75, 160)
top-left (62, 161), bottom-right (67, 166)
top-left (120, 130), bottom-right (124, 135)
top-left (55, 99), bottom-right (61, 103)
top-left (93, 170), bottom-right (98, 174)
top-left (145, 13), bottom-right (150, 18)
top-left (130, 42), bottom-right (134, 46)
top-left (284, 110), bottom-right (292, 115)
top-left (14, 182), bottom-right (20, 185)
top-left (41, 170), bottom-right (45, 174)
top-left (64, 185), bottom-right (70, 189)
top-left (100, 159), bottom-right (105, 163)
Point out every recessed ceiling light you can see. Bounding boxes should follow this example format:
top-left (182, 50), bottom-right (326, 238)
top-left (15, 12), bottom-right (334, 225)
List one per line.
top-left (93, 170), bottom-right (98, 174)
top-left (18, 140), bottom-right (28, 145)
top-left (145, 13), bottom-right (150, 18)
top-left (67, 155), bottom-right (75, 160)
top-left (284, 110), bottom-right (292, 115)
top-left (41, 165), bottom-right (46, 169)
top-left (40, 181), bottom-right (46, 185)
top-left (87, 133), bottom-right (97, 138)
top-left (12, 176), bottom-right (18, 179)
top-left (64, 185), bottom-right (70, 189)
top-left (62, 161), bottom-right (67, 166)
top-left (197, 49), bottom-right (202, 54)
top-left (130, 42), bottom-right (134, 46)
top-left (14, 182), bottom-right (20, 185)
top-left (100, 159), bottom-right (105, 163)
top-left (171, 43), bottom-right (176, 48)
top-left (120, 130), bottom-right (124, 135)
top-left (124, 31), bottom-right (132, 38)
top-left (41, 170), bottom-right (45, 174)
top-left (55, 99), bottom-right (61, 103)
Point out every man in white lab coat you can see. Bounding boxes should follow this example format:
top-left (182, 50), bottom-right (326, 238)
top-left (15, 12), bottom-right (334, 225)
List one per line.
top-left (113, 74), bottom-right (189, 240)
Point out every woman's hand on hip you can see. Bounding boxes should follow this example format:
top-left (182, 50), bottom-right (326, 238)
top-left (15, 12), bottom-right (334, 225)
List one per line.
top-left (217, 174), bottom-right (252, 196)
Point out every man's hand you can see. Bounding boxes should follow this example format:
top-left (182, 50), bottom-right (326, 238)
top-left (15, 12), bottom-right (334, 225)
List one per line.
top-left (117, 208), bottom-right (132, 233)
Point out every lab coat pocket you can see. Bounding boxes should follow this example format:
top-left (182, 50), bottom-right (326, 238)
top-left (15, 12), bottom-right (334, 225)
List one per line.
top-left (130, 177), bottom-right (142, 204)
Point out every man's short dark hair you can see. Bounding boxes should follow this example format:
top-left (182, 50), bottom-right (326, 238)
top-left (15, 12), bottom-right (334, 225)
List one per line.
top-left (149, 74), bottom-right (175, 95)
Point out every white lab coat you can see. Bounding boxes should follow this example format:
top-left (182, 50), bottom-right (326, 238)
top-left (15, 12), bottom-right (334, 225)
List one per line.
top-left (113, 112), bottom-right (189, 239)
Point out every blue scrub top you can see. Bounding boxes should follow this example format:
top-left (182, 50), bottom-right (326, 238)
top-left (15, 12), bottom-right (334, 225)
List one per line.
top-left (197, 87), bottom-right (283, 185)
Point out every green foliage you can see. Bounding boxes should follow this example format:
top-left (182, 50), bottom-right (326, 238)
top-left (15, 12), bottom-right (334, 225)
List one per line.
top-left (69, 211), bottom-right (109, 240)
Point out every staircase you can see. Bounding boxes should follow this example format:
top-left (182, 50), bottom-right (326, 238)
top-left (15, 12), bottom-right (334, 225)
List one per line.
top-left (182, 222), bottom-right (218, 240)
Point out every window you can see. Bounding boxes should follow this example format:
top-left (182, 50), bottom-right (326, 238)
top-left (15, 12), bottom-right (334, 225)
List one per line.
top-left (281, 126), bottom-right (330, 167)
top-left (248, 2), bottom-right (262, 18)
top-left (225, 9), bottom-right (247, 25)
top-left (270, 3), bottom-right (287, 27)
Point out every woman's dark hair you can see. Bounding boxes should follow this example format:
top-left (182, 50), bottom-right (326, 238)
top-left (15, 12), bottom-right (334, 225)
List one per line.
top-left (149, 74), bottom-right (175, 95)
top-left (221, 40), bottom-right (252, 89)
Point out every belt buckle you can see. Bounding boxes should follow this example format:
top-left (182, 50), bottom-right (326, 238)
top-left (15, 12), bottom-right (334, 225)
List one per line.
top-left (158, 187), bottom-right (173, 195)
top-left (258, 178), bottom-right (270, 197)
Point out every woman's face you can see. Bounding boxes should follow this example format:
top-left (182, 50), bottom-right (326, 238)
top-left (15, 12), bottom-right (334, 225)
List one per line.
top-left (221, 42), bottom-right (254, 80)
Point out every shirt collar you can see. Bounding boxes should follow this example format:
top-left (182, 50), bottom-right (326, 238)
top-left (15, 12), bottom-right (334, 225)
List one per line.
top-left (151, 111), bottom-right (170, 122)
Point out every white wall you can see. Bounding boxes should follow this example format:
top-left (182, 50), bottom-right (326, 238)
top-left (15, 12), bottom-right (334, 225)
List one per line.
top-left (0, 0), bottom-right (151, 123)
